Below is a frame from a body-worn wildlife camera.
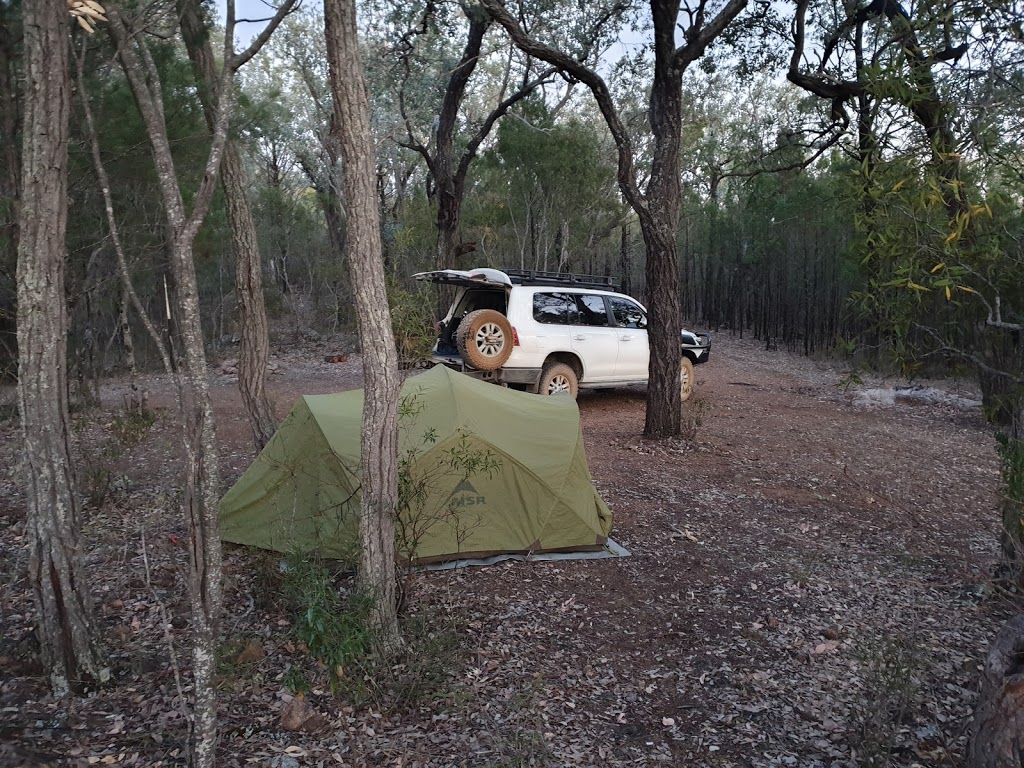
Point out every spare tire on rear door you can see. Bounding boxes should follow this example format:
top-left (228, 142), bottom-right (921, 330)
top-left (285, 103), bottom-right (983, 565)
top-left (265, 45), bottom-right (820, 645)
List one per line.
top-left (456, 309), bottom-right (514, 370)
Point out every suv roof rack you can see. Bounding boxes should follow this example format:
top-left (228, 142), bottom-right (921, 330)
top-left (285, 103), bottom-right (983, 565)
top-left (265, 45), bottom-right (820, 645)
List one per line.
top-left (503, 269), bottom-right (620, 290)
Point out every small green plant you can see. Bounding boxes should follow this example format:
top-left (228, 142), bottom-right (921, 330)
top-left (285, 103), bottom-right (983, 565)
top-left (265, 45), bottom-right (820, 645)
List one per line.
top-left (838, 368), bottom-right (865, 392)
top-left (78, 410), bottom-right (157, 510)
top-left (282, 665), bottom-right (310, 695)
top-left (280, 553), bottom-right (374, 694)
top-left (850, 630), bottom-right (925, 767)
top-left (834, 334), bottom-right (858, 358)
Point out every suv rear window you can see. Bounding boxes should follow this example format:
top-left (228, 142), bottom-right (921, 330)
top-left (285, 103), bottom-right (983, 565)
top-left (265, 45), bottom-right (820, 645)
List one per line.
top-left (533, 292), bottom-right (576, 324)
top-left (574, 294), bottom-right (610, 327)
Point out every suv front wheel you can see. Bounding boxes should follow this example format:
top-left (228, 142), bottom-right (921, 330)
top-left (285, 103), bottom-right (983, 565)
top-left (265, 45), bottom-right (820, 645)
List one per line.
top-left (538, 362), bottom-right (579, 398)
top-left (456, 309), bottom-right (514, 371)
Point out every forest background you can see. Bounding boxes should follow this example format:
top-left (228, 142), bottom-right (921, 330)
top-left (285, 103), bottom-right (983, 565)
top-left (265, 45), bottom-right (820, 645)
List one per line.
top-left (2, 0), bottom-right (1024, 763)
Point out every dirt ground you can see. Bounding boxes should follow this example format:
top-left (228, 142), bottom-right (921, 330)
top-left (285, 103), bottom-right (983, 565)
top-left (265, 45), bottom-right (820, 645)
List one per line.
top-left (0, 333), bottom-right (1013, 767)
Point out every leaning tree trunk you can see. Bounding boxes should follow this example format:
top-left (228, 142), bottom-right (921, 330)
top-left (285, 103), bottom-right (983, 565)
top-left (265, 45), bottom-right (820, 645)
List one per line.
top-left (324, 0), bottom-right (402, 648)
top-left (968, 614), bottom-right (1024, 768)
top-left (17, 0), bottom-right (102, 696)
top-left (178, 0), bottom-right (277, 449)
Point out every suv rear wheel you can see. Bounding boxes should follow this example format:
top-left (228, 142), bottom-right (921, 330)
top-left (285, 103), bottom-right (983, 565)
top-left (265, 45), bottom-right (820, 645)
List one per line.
top-left (680, 356), bottom-right (695, 402)
top-left (538, 362), bottom-right (579, 398)
top-left (456, 309), bottom-right (514, 371)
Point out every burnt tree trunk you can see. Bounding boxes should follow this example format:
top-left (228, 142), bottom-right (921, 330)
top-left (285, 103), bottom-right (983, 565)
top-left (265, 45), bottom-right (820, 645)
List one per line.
top-left (969, 614), bottom-right (1024, 768)
top-left (178, 0), bottom-right (277, 450)
top-left (17, 0), bottom-right (103, 696)
top-left (324, 0), bottom-right (402, 647)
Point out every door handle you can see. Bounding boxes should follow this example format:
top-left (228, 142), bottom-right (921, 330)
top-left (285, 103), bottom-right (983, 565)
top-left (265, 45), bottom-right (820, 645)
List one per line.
top-left (573, 335), bottom-right (586, 341)
top-left (620, 335), bottom-right (633, 342)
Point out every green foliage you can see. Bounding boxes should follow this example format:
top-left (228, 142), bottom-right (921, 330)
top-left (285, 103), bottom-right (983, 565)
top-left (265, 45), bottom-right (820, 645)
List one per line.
top-left (844, 154), bottom-right (1021, 376)
top-left (279, 552), bottom-right (464, 707)
top-left (282, 665), bottom-right (310, 695)
top-left (388, 281), bottom-right (437, 368)
top-left (280, 553), bottom-right (374, 694)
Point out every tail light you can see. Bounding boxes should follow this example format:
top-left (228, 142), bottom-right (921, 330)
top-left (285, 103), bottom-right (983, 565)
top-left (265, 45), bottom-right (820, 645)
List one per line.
top-left (512, 327), bottom-right (520, 346)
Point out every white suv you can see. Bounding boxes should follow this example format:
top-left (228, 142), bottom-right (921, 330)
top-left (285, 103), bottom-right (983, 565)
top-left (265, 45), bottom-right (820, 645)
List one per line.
top-left (415, 267), bottom-right (710, 399)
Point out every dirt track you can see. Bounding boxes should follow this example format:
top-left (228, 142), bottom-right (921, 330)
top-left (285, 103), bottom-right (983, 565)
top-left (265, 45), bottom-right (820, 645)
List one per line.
top-left (0, 333), bottom-right (1010, 767)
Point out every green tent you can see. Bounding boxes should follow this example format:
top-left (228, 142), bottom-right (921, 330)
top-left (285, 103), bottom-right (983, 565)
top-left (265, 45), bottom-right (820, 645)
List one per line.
top-left (220, 365), bottom-right (613, 564)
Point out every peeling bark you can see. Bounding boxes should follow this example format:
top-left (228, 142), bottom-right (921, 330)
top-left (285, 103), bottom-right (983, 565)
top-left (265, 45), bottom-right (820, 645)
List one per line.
top-left (324, 0), bottom-right (402, 648)
top-left (18, 0), bottom-right (102, 695)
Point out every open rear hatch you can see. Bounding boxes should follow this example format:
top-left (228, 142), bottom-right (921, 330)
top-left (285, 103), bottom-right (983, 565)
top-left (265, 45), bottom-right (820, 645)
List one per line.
top-left (413, 268), bottom-right (513, 289)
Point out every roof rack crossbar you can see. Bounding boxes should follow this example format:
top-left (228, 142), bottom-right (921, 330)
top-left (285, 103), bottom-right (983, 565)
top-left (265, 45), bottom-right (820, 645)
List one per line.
top-left (503, 269), bottom-right (620, 290)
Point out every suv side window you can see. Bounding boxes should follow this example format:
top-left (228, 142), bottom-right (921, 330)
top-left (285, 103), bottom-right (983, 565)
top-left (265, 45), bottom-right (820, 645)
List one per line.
top-left (609, 296), bottom-right (647, 329)
top-left (533, 292), bottom-right (577, 325)
top-left (574, 294), bottom-right (610, 327)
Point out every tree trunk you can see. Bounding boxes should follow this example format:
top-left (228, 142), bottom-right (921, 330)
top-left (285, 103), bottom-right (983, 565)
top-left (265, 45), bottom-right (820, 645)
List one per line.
top-left (557, 220), bottom-right (570, 273)
top-left (435, 196), bottom-right (460, 269)
top-left (178, 0), bottom-right (277, 450)
top-left (119, 287), bottom-right (147, 416)
top-left (480, 0), bottom-right (747, 439)
top-left (968, 614), bottom-right (1024, 768)
top-left (223, 145), bottom-right (277, 448)
top-left (620, 224), bottom-right (632, 297)
top-left (640, 0), bottom-right (686, 438)
top-left (0, 2), bottom-right (20, 376)
top-left (324, 0), bottom-right (402, 648)
top-left (108, 10), bottom-right (226, 764)
top-left (169, 236), bottom-right (223, 768)
top-left (17, 0), bottom-right (103, 696)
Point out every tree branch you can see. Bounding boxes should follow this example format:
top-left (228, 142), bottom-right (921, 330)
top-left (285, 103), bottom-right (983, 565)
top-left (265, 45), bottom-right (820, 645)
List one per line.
top-left (674, 0), bottom-right (747, 69)
top-left (230, 0), bottom-right (299, 70)
top-left (479, 0), bottom-right (645, 212)
top-left (456, 66), bottom-right (556, 185)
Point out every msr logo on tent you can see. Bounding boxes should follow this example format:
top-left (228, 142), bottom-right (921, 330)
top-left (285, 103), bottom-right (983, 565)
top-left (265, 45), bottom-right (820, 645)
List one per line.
top-left (448, 480), bottom-right (486, 508)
